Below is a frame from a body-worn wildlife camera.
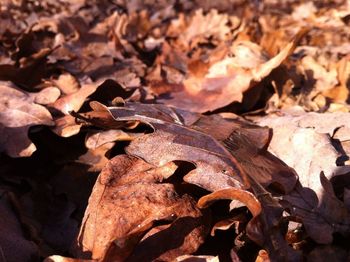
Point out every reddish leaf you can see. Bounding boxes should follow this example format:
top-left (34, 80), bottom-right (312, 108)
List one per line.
top-left (153, 28), bottom-right (308, 112)
top-left (76, 101), bottom-right (299, 260)
top-left (72, 155), bottom-right (209, 261)
top-left (198, 187), bottom-right (301, 261)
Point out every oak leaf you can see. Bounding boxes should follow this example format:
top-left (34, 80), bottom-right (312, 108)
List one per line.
top-left (154, 28), bottom-right (308, 112)
top-left (0, 82), bottom-right (57, 157)
top-left (97, 102), bottom-right (298, 193)
top-left (73, 155), bottom-right (209, 261)
top-left (76, 101), bottom-right (299, 260)
top-left (257, 110), bottom-right (350, 243)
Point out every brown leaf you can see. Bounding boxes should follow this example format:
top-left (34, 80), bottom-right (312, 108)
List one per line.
top-left (98, 102), bottom-right (298, 194)
top-left (282, 174), bottom-right (350, 244)
top-left (198, 186), bottom-right (301, 261)
top-left (85, 130), bottom-right (138, 149)
top-left (256, 110), bottom-right (350, 243)
top-left (17, 180), bottom-right (79, 255)
top-left (51, 73), bottom-right (81, 95)
top-left (0, 47), bottom-right (54, 87)
top-left (52, 115), bottom-right (82, 138)
top-left (0, 82), bottom-right (55, 157)
top-left (76, 142), bottom-right (115, 172)
top-left (174, 255), bottom-right (219, 262)
top-left (44, 255), bottom-right (95, 262)
top-left (168, 9), bottom-right (232, 49)
top-left (77, 130), bottom-right (141, 172)
top-left (77, 102), bottom-right (299, 260)
top-left (73, 155), bottom-right (209, 261)
top-left (197, 188), bottom-right (261, 217)
top-left (52, 93), bottom-right (130, 138)
top-left (154, 28), bottom-right (308, 112)
top-left (300, 55), bottom-right (338, 93)
top-left (52, 84), bottom-right (98, 115)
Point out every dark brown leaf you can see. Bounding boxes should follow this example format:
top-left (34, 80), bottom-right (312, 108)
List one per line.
top-left (97, 102), bottom-right (298, 194)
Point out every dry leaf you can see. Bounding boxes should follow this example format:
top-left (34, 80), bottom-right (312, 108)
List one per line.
top-left (82, 101), bottom-right (298, 194)
top-left (198, 187), bottom-right (301, 261)
top-left (44, 255), bottom-right (95, 262)
top-left (256, 110), bottom-right (350, 243)
top-left (52, 73), bottom-right (80, 95)
top-left (85, 130), bottom-right (138, 149)
top-left (0, 82), bottom-right (55, 157)
top-left (52, 84), bottom-right (98, 115)
top-left (76, 142), bottom-right (115, 172)
top-left (76, 101), bottom-right (299, 260)
top-left (52, 115), bottom-right (82, 138)
top-left (174, 255), bottom-right (220, 262)
top-left (77, 130), bottom-right (141, 171)
top-left (154, 28), bottom-right (308, 112)
top-left (73, 155), bottom-right (209, 261)
top-left (2, 1), bottom-right (350, 261)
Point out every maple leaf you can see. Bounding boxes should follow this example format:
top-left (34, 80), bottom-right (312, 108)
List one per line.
top-left (0, 82), bottom-right (58, 157)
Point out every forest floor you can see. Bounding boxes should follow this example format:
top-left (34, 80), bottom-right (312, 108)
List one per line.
top-left (0, 0), bottom-right (350, 261)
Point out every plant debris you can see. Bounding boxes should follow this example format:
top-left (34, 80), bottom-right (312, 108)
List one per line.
top-left (1, 1), bottom-right (350, 261)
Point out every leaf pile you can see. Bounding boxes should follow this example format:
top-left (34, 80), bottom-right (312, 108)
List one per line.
top-left (0, 1), bottom-right (350, 261)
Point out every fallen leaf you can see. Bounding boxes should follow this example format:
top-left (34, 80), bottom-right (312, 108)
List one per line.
top-left (52, 84), bottom-right (98, 115)
top-left (44, 255), bottom-right (95, 262)
top-left (73, 155), bottom-right (209, 261)
top-left (51, 115), bottom-right (82, 138)
top-left (19, 182), bottom-right (80, 254)
top-left (96, 102), bottom-right (298, 193)
top-left (300, 55), bottom-right (338, 93)
top-left (198, 186), bottom-right (301, 261)
top-left (256, 110), bottom-right (350, 243)
top-left (0, 82), bottom-right (55, 157)
top-left (76, 129), bottom-right (141, 172)
top-left (0, 47), bottom-right (54, 87)
top-left (2, 1), bottom-right (350, 261)
top-left (76, 101), bottom-right (299, 260)
top-left (154, 28), bottom-right (308, 112)
top-left (174, 255), bottom-right (219, 262)
top-left (76, 142), bottom-right (115, 172)
top-left (85, 130), bottom-right (138, 149)
top-left (168, 9), bottom-right (232, 49)
top-left (51, 73), bottom-right (80, 95)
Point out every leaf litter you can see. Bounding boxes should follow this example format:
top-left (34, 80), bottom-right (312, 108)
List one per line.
top-left (0, 1), bottom-right (350, 261)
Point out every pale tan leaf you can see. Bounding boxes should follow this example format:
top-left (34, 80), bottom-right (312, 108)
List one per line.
top-left (0, 82), bottom-right (54, 157)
